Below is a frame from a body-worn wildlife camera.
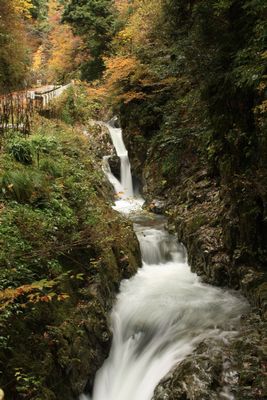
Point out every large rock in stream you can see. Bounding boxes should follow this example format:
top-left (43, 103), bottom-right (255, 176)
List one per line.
top-left (152, 313), bottom-right (267, 400)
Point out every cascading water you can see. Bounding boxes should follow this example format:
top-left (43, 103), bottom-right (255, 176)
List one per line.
top-left (80, 123), bottom-right (248, 400)
top-left (107, 121), bottom-right (134, 198)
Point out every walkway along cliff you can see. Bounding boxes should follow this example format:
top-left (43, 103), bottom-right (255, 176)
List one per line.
top-left (0, 84), bottom-right (72, 135)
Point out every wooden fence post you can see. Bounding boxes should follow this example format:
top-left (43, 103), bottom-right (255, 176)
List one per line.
top-left (0, 83), bottom-right (72, 135)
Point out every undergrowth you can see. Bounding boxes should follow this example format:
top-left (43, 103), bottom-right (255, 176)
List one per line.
top-left (0, 88), bottom-right (139, 399)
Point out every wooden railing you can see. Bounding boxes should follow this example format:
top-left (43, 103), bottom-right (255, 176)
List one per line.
top-left (0, 83), bottom-right (72, 135)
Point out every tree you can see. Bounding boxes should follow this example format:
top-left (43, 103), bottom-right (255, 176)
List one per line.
top-left (30, 0), bottom-right (48, 19)
top-left (0, 0), bottom-right (33, 91)
top-left (31, 0), bottom-right (84, 83)
top-left (63, 0), bottom-right (116, 80)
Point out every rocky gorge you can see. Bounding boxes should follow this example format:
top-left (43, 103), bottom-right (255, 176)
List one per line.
top-left (1, 0), bottom-right (266, 399)
top-left (118, 118), bottom-right (267, 399)
top-left (0, 86), bottom-right (265, 399)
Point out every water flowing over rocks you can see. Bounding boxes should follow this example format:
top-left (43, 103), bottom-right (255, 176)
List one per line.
top-left (77, 123), bottom-right (263, 400)
top-left (153, 312), bottom-right (267, 400)
top-left (86, 207), bottom-right (249, 400)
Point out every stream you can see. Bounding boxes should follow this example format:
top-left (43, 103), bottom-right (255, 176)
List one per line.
top-left (81, 122), bottom-right (248, 400)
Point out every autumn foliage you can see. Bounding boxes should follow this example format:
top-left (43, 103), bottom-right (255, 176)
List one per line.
top-left (0, 0), bottom-right (33, 91)
top-left (32, 0), bottom-right (84, 83)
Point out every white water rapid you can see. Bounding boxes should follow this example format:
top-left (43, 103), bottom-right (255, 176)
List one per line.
top-left (80, 123), bottom-right (248, 400)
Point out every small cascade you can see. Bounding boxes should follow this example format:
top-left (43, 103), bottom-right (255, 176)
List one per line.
top-left (134, 223), bottom-right (183, 265)
top-left (106, 122), bottom-right (134, 198)
top-left (85, 221), bottom-right (247, 400)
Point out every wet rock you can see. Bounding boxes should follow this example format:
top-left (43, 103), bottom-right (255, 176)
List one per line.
top-left (86, 121), bottom-right (115, 159)
top-left (121, 109), bottom-right (267, 399)
top-left (109, 116), bottom-right (121, 128)
top-left (148, 199), bottom-right (166, 214)
top-left (153, 313), bottom-right (267, 400)
top-left (152, 338), bottom-right (226, 400)
top-left (108, 155), bottom-right (120, 180)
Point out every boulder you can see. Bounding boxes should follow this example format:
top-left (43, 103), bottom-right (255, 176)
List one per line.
top-left (148, 199), bottom-right (166, 214)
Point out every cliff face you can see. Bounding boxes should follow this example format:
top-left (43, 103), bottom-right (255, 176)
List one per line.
top-left (121, 107), bottom-right (267, 318)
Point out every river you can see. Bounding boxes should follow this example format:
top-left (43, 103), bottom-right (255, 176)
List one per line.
top-left (80, 122), bottom-right (248, 400)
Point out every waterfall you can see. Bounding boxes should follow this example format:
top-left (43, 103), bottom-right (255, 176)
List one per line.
top-left (80, 123), bottom-right (248, 400)
top-left (107, 123), bottom-right (134, 198)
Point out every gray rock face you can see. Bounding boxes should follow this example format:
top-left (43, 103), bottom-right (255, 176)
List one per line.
top-left (86, 121), bottom-right (115, 159)
top-left (122, 131), bottom-right (267, 399)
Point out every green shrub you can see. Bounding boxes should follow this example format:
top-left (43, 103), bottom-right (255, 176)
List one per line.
top-left (8, 137), bottom-right (33, 165)
top-left (0, 170), bottom-right (49, 204)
